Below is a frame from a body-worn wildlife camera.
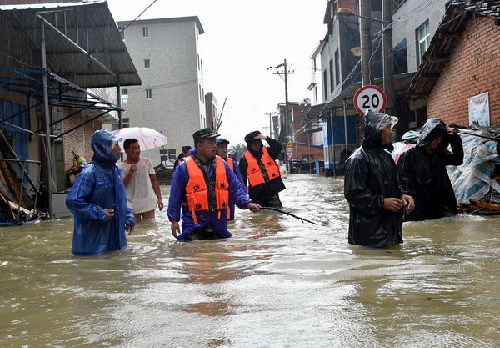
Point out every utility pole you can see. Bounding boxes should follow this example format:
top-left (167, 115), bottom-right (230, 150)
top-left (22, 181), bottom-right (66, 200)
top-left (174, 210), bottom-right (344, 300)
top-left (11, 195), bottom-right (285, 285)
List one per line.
top-left (382, 0), bottom-right (396, 114)
top-left (359, 0), bottom-right (373, 86)
top-left (265, 112), bottom-right (274, 138)
top-left (270, 59), bottom-right (294, 172)
top-left (41, 21), bottom-right (53, 219)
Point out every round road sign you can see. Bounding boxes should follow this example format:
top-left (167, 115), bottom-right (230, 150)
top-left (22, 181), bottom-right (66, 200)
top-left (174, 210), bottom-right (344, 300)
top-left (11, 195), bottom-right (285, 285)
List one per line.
top-left (353, 85), bottom-right (387, 115)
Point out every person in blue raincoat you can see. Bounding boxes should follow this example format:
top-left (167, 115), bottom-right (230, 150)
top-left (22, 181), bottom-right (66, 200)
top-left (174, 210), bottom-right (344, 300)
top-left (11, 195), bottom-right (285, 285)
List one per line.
top-left (66, 129), bottom-right (135, 255)
top-left (168, 128), bottom-right (261, 241)
top-left (344, 110), bottom-right (414, 247)
top-left (216, 137), bottom-right (246, 220)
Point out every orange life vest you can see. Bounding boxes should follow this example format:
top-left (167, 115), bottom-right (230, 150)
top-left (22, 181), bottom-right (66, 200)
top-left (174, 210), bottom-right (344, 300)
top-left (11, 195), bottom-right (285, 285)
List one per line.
top-left (244, 147), bottom-right (281, 189)
top-left (185, 156), bottom-right (230, 224)
top-left (227, 157), bottom-right (234, 171)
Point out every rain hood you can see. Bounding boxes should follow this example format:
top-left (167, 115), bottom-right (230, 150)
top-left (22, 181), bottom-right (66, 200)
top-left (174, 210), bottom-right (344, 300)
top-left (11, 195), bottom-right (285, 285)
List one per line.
top-left (91, 129), bottom-right (121, 165)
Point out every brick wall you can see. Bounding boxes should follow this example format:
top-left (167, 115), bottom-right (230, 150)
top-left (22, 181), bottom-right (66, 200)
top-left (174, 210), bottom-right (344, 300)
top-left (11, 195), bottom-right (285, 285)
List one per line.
top-left (62, 110), bottom-right (103, 170)
top-left (427, 15), bottom-right (499, 126)
top-left (290, 143), bottom-right (324, 161)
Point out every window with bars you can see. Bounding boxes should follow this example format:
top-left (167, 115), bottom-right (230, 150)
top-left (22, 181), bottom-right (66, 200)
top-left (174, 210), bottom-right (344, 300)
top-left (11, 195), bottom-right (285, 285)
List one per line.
top-left (159, 149), bottom-right (176, 164)
top-left (146, 89), bottom-right (153, 99)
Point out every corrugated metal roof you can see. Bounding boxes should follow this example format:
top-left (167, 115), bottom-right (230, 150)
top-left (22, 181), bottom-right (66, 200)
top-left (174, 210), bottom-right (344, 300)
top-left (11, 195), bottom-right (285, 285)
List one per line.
top-left (0, 1), bottom-right (141, 88)
top-left (407, 0), bottom-right (499, 99)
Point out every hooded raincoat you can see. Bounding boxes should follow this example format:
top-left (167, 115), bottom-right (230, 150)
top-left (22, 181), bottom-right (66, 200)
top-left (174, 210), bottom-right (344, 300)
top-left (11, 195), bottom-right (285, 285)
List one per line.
top-left (66, 130), bottom-right (135, 255)
top-left (344, 111), bottom-right (404, 247)
top-left (397, 118), bottom-right (463, 221)
top-left (167, 155), bottom-right (252, 241)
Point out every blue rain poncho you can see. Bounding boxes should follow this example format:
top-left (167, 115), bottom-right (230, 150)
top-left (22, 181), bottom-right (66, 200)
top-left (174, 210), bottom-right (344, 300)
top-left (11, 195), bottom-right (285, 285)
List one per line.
top-left (66, 130), bottom-right (135, 255)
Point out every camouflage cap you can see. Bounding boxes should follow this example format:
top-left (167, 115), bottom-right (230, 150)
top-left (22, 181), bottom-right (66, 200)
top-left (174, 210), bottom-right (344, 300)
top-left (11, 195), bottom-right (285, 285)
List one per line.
top-left (192, 128), bottom-right (220, 142)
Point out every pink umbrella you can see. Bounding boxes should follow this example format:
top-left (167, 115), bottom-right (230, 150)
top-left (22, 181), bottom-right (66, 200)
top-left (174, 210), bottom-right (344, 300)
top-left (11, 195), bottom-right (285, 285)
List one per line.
top-left (112, 127), bottom-right (167, 150)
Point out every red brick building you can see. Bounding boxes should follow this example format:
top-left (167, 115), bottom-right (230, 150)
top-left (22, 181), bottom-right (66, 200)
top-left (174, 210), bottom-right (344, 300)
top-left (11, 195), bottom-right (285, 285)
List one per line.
top-left (408, 1), bottom-right (499, 127)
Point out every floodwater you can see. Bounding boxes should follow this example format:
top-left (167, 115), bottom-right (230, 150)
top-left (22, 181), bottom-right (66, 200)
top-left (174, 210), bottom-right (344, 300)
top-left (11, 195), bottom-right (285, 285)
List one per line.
top-left (0, 175), bottom-right (499, 348)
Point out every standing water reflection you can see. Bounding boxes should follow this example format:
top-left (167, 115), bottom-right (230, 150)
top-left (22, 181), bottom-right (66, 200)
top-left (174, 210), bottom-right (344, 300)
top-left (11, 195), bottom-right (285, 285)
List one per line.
top-left (0, 175), bottom-right (498, 347)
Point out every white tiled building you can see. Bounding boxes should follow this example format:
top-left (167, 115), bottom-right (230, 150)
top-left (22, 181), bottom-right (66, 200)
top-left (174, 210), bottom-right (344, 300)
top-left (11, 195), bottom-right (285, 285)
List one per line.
top-left (116, 17), bottom-right (206, 166)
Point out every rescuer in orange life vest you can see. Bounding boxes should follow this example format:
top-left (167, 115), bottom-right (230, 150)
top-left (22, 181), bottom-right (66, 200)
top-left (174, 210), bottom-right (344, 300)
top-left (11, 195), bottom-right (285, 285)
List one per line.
top-left (239, 130), bottom-right (286, 208)
top-left (167, 128), bottom-right (261, 241)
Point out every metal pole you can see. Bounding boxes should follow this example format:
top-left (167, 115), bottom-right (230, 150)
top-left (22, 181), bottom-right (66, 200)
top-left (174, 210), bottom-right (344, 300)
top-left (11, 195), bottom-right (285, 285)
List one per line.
top-left (41, 21), bottom-right (54, 218)
top-left (330, 112), bottom-right (336, 178)
top-left (359, 0), bottom-right (373, 86)
top-left (117, 79), bottom-right (123, 129)
top-left (269, 113), bottom-right (273, 139)
top-left (284, 58), bottom-right (290, 173)
top-left (308, 132), bottom-right (312, 174)
top-left (343, 99), bottom-right (348, 151)
top-left (382, 0), bottom-right (396, 114)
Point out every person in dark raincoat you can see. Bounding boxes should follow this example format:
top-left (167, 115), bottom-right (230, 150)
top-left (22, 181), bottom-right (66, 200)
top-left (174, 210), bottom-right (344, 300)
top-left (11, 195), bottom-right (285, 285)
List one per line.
top-left (397, 118), bottom-right (463, 221)
top-left (66, 130), bottom-right (135, 255)
top-left (168, 128), bottom-right (261, 241)
top-left (239, 131), bottom-right (286, 207)
top-left (344, 110), bottom-right (414, 247)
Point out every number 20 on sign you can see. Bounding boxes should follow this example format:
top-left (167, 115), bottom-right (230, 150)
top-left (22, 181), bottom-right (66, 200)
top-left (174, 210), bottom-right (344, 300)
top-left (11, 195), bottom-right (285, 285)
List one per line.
top-left (353, 85), bottom-right (387, 115)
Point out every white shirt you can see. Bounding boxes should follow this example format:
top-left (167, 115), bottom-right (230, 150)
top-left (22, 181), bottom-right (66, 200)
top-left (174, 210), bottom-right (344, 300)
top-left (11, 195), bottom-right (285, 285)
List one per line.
top-left (119, 157), bottom-right (157, 214)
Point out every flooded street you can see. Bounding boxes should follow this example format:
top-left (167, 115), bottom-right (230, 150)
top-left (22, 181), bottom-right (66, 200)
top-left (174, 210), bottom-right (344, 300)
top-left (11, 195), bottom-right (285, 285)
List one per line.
top-left (0, 175), bottom-right (499, 347)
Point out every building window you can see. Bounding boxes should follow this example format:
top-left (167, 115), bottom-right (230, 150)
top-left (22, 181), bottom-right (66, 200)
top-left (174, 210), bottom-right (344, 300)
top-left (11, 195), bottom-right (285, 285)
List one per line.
top-left (159, 149), bottom-right (176, 165)
top-left (329, 59), bottom-right (334, 92)
top-left (416, 20), bottom-right (430, 67)
top-left (146, 89), bottom-right (152, 99)
top-left (112, 117), bottom-right (129, 131)
top-left (323, 69), bottom-right (328, 101)
top-left (142, 26), bottom-right (149, 38)
top-left (199, 84), bottom-right (202, 102)
top-left (334, 50), bottom-right (340, 86)
top-left (144, 59), bottom-right (150, 68)
top-left (119, 28), bottom-right (125, 40)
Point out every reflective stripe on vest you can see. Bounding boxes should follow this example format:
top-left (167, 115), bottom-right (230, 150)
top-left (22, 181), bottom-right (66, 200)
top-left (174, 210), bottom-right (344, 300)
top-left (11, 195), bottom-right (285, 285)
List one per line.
top-left (185, 156), bottom-right (230, 224)
top-left (244, 147), bottom-right (281, 189)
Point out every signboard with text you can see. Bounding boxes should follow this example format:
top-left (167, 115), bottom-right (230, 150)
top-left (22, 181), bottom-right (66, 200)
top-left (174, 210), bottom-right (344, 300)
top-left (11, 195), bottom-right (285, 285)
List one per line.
top-left (353, 85), bottom-right (387, 115)
top-left (468, 92), bottom-right (490, 127)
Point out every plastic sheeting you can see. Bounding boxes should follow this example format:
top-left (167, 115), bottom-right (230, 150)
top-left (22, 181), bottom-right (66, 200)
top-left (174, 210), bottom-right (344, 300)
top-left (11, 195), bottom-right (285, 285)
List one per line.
top-left (448, 131), bottom-right (500, 204)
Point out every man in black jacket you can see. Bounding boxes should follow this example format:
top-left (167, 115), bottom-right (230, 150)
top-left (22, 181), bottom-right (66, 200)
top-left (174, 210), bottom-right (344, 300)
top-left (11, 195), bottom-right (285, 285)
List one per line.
top-left (397, 118), bottom-right (463, 221)
top-left (344, 111), bottom-right (414, 247)
top-left (239, 131), bottom-right (286, 207)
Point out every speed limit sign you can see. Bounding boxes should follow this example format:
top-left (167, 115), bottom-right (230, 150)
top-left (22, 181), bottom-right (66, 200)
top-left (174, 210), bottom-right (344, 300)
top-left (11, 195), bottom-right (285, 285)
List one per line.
top-left (353, 85), bottom-right (387, 115)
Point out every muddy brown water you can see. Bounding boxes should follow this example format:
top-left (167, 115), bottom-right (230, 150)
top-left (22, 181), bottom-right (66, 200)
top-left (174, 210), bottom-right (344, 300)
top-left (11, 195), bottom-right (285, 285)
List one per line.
top-left (0, 175), bottom-right (498, 347)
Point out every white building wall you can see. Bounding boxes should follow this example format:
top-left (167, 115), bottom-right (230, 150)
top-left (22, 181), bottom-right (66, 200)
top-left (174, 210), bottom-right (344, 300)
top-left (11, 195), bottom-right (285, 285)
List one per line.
top-left (392, 0), bottom-right (449, 73)
top-left (117, 17), bottom-right (205, 166)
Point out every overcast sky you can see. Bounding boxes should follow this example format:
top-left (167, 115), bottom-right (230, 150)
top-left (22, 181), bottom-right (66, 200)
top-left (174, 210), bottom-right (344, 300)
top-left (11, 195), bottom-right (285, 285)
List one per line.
top-left (106, 0), bottom-right (327, 145)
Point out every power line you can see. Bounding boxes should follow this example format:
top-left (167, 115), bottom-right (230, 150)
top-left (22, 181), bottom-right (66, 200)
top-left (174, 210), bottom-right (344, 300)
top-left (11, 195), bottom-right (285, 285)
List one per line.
top-left (120, 0), bottom-right (160, 32)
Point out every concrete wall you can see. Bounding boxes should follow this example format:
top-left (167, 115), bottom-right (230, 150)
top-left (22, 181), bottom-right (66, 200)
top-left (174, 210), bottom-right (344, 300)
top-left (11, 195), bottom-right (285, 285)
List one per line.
top-left (392, 0), bottom-right (449, 73)
top-left (427, 15), bottom-right (499, 126)
top-left (117, 18), bottom-right (205, 165)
